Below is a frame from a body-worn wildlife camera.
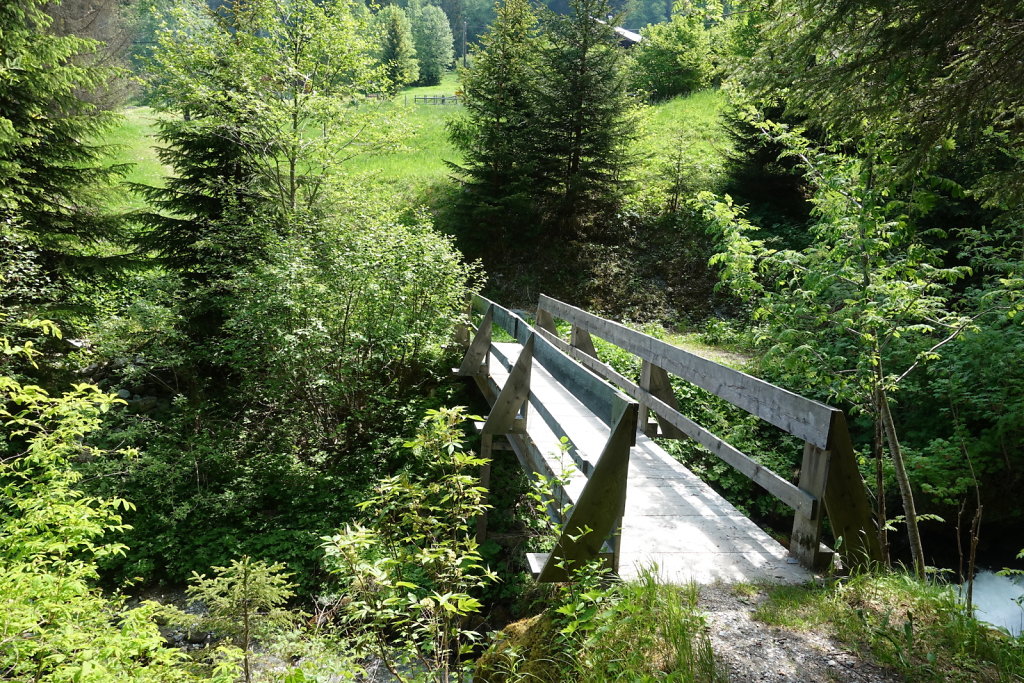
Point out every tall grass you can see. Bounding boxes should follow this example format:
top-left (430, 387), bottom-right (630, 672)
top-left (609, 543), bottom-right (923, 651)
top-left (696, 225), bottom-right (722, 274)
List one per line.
top-left (569, 568), bottom-right (726, 682)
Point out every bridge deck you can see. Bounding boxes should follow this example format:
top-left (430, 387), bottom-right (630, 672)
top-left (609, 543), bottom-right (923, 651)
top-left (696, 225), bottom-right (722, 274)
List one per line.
top-left (488, 342), bottom-right (811, 585)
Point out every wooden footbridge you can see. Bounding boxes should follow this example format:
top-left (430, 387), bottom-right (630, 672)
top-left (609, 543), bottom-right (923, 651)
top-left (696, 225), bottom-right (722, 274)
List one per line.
top-left (456, 294), bottom-right (881, 584)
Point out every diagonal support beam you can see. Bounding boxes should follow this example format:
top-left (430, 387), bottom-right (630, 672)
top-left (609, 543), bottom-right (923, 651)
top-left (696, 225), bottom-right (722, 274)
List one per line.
top-left (476, 335), bottom-right (534, 542)
top-left (570, 323), bottom-right (598, 358)
top-left (456, 306), bottom-right (493, 377)
top-left (482, 334), bottom-right (534, 437)
top-left (639, 360), bottom-right (687, 440)
top-left (537, 402), bottom-right (638, 582)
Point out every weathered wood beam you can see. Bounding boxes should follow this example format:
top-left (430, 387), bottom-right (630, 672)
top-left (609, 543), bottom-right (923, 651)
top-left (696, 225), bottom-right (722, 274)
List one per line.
top-left (537, 403), bottom-right (639, 582)
top-left (538, 295), bottom-right (836, 449)
top-left (823, 411), bottom-right (884, 568)
top-left (639, 360), bottom-right (686, 440)
top-left (790, 442), bottom-right (833, 570)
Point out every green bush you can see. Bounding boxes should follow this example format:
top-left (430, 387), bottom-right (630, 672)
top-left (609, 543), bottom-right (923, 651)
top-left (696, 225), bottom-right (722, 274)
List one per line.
top-left (323, 407), bottom-right (497, 681)
top-left (223, 212), bottom-right (479, 450)
top-left (0, 320), bottom-right (228, 681)
top-left (78, 210), bottom-right (479, 590)
top-left (632, 4), bottom-right (714, 100)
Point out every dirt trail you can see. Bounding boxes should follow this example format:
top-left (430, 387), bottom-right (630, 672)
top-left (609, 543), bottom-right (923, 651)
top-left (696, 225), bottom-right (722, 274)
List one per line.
top-left (700, 586), bottom-right (901, 682)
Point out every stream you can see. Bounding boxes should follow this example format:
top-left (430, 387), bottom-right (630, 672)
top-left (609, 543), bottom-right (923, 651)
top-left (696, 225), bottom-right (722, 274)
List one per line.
top-left (962, 570), bottom-right (1024, 636)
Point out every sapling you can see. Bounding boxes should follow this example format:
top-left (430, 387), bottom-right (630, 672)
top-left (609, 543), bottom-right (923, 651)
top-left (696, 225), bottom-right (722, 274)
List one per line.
top-left (186, 556), bottom-right (298, 683)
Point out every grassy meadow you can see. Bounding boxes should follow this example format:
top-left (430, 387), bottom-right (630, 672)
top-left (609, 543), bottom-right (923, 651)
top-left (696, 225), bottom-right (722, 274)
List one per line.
top-left (100, 106), bottom-right (170, 212)
top-left (345, 72), bottom-right (463, 189)
top-left (102, 74), bottom-right (731, 214)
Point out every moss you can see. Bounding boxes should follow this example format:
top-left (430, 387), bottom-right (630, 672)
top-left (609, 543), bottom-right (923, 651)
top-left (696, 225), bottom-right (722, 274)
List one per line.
top-left (473, 613), bottom-right (564, 682)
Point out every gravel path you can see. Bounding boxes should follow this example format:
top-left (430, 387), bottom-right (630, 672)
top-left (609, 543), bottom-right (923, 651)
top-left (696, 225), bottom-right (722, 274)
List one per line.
top-left (700, 585), bottom-right (902, 682)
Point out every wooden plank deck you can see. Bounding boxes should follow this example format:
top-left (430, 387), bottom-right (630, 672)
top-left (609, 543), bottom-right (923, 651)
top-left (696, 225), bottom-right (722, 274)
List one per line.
top-left (487, 342), bottom-right (811, 585)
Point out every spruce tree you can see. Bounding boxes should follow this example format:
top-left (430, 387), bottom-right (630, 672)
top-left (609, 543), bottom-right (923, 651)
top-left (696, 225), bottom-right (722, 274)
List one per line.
top-left (376, 5), bottom-right (419, 93)
top-left (530, 0), bottom-right (639, 238)
top-left (133, 117), bottom-right (267, 286)
top-left (447, 0), bottom-right (540, 252)
top-left (0, 0), bottom-right (127, 284)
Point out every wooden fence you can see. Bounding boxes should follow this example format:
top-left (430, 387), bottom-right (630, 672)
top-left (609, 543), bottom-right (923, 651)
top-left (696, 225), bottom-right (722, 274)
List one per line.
top-left (414, 94), bottom-right (460, 105)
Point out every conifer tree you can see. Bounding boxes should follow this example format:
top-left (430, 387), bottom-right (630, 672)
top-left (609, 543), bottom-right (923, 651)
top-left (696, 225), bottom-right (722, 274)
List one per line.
top-left (376, 5), bottom-right (419, 93)
top-left (530, 0), bottom-right (639, 238)
top-left (0, 0), bottom-right (127, 284)
top-left (447, 0), bottom-right (540, 250)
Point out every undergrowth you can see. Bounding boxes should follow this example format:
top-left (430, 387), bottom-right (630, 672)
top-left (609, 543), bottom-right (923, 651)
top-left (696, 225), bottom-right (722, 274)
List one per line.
top-left (475, 567), bottom-right (726, 682)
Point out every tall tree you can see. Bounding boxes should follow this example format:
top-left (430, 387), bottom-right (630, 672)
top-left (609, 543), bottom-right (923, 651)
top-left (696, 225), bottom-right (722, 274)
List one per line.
top-left (137, 0), bottom-right (397, 389)
top-left (146, 0), bottom-right (394, 218)
top-left (375, 4), bottom-right (419, 92)
top-left (0, 0), bottom-right (127, 288)
top-left (411, 4), bottom-right (455, 86)
top-left (530, 0), bottom-right (640, 238)
top-left (743, 0), bottom-right (1024, 209)
top-left (447, 0), bottom-right (540, 250)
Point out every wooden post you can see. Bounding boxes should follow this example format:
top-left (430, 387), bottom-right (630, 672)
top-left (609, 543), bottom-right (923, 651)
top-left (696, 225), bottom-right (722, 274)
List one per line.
top-left (823, 411), bottom-right (883, 569)
top-left (570, 323), bottom-right (598, 358)
top-left (453, 295), bottom-right (474, 347)
top-left (790, 442), bottom-right (833, 570)
top-left (638, 360), bottom-right (686, 440)
top-left (476, 432), bottom-right (494, 543)
top-left (536, 307), bottom-right (558, 336)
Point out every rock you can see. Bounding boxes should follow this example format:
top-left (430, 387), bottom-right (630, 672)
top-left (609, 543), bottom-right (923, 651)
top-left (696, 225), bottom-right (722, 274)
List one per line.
top-left (473, 613), bottom-right (561, 683)
top-left (186, 630), bottom-right (208, 645)
top-left (128, 396), bottom-right (159, 413)
top-left (116, 389), bottom-right (131, 399)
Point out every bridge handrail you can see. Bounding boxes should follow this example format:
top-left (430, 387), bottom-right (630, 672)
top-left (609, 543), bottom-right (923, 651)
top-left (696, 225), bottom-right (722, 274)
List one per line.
top-left (537, 295), bottom-right (835, 447)
top-left (535, 294), bottom-right (881, 570)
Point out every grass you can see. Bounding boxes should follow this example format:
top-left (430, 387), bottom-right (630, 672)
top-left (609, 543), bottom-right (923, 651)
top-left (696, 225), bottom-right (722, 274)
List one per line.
top-left (631, 88), bottom-right (733, 204)
top-left (344, 72), bottom-right (463, 195)
top-left (98, 78), bottom-right (730, 216)
top-left (99, 106), bottom-right (170, 212)
top-left (476, 568), bottom-right (727, 682)
top-left (753, 572), bottom-right (1024, 682)
top-left (570, 570), bottom-right (727, 682)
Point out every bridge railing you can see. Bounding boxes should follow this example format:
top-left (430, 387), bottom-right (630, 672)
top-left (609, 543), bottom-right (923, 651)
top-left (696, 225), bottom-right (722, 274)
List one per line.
top-left (534, 294), bottom-right (881, 570)
top-left (456, 294), bottom-right (639, 581)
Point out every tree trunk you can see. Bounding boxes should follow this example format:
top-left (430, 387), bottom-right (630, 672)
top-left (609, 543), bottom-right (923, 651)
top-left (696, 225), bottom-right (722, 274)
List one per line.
top-left (873, 385), bottom-right (890, 565)
top-left (877, 384), bottom-right (926, 579)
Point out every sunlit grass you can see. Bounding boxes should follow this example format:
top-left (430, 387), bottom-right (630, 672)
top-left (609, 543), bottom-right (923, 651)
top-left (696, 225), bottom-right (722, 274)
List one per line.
top-left (98, 79), bottom-right (731, 216)
top-left (99, 106), bottom-right (170, 213)
top-left (631, 88), bottom-right (732, 203)
top-left (345, 71), bottom-right (463, 196)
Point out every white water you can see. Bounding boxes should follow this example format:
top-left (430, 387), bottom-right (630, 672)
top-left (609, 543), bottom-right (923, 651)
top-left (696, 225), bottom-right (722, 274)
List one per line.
top-left (962, 570), bottom-right (1024, 636)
